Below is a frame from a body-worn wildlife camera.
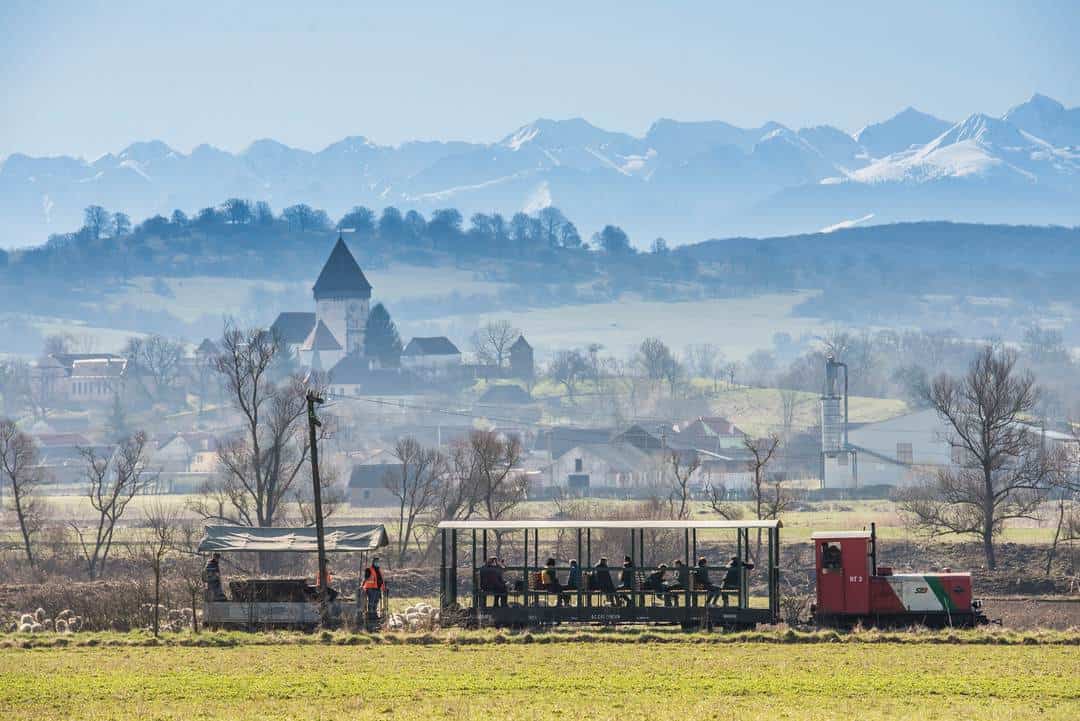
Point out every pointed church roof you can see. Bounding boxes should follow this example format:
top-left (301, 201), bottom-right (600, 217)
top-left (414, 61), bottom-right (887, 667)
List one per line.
top-left (301, 320), bottom-right (343, 352)
top-left (313, 236), bottom-right (372, 300)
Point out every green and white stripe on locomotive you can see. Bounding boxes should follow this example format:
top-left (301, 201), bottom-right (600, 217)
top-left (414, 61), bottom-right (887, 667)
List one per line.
top-left (884, 574), bottom-right (963, 613)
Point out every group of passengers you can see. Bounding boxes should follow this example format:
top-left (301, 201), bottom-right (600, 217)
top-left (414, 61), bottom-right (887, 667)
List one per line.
top-left (478, 554), bottom-right (754, 608)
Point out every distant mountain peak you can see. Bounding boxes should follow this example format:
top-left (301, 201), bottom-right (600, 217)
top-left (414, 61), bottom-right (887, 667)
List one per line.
top-left (856, 107), bottom-right (953, 158)
top-left (931, 113), bottom-right (1029, 149)
top-left (118, 139), bottom-right (178, 161)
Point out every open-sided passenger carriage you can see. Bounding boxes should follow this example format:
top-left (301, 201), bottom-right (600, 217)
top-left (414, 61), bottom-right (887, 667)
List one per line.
top-left (438, 519), bottom-right (781, 630)
top-left (197, 524), bottom-right (389, 630)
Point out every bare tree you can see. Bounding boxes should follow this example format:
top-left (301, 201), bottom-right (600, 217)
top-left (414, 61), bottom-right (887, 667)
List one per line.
top-left (0, 419), bottom-right (47, 566)
top-left (661, 353), bottom-right (684, 398)
top-left (666, 451), bottom-right (700, 520)
top-left (385, 438), bottom-right (445, 564)
top-left (73, 431), bottom-right (155, 578)
top-left (471, 320), bottom-right (520, 368)
top-left (549, 350), bottom-right (587, 402)
top-left (173, 521), bottom-right (205, 633)
top-left (778, 378), bottom-right (806, 441)
top-left (723, 361), bottom-right (739, 387)
top-left (686, 344), bottom-right (725, 393)
top-left (123, 334), bottom-right (184, 402)
top-left (191, 324), bottom-right (326, 528)
top-left (745, 434), bottom-right (782, 558)
top-left (0, 359), bottom-right (30, 417)
top-left (1043, 439), bottom-right (1078, 575)
top-left (83, 205), bottom-right (111, 240)
top-left (898, 346), bottom-right (1055, 570)
top-left (637, 337), bottom-right (672, 383)
top-left (706, 482), bottom-right (742, 520)
top-left (134, 502), bottom-right (179, 636)
top-left (470, 431), bottom-right (529, 522)
top-left (293, 458), bottom-right (344, 526)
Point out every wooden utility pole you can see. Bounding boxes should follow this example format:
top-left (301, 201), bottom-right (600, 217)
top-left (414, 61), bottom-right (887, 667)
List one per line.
top-left (306, 390), bottom-right (329, 618)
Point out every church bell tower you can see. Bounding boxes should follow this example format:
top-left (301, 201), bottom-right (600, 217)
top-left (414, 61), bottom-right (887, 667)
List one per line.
top-left (312, 235), bottom-right (372, 356)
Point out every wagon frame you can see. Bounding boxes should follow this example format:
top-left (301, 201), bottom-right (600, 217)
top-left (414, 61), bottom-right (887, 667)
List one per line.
top-left (438, 519), bottom-right (781, 629)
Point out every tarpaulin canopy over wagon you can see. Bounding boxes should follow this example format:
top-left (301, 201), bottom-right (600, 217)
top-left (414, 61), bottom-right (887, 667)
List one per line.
top-left (197, 524), bottom-right (389, 554)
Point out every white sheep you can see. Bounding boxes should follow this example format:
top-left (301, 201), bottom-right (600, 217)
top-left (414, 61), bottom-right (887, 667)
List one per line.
top-left (55, 619), bottom-right (69, 633)
top-left (19, 613), bottom-right (34, 626)
top-left (29, 622), bottom-right (42, 633)
top-left (18, 623), bottom-right (32, 633)
top-left (34, 608), bottom-right (46, 623)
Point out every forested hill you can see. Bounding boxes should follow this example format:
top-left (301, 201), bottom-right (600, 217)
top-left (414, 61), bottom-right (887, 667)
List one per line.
top-left (0, 200), bottom-right (1076, 336)
top-left (680, 221), bottom-right (1080, 304)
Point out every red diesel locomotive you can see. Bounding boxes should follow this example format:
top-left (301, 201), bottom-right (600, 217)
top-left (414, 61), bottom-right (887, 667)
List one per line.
top-left (812, 525), bottom-right (988, 628)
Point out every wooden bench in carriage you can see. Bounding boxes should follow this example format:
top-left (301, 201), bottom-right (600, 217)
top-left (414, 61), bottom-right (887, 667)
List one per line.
top-left (197, 524), bottom-right (389, 630)
top-left (439, 519), bottom-right (781, 630)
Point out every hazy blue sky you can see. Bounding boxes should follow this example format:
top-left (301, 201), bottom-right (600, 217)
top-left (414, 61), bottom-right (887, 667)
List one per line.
top-left (2, 1), bottom-right (1078, 159)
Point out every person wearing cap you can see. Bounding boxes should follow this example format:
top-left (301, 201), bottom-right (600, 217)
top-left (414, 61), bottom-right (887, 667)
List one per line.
top-left (361, 556), bottom-right (387, 619)
top-left (721, 555), bottom-right (754, 607)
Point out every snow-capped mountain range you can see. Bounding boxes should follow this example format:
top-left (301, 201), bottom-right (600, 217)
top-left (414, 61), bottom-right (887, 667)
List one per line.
top-left (2, 93), bottom-right (1078, 248)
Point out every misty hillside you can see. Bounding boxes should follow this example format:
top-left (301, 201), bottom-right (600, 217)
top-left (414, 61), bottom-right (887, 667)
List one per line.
top-left (3, 94), bottom-right (1080, 249)
top-left (1, 201), bottom-right (1077, 353)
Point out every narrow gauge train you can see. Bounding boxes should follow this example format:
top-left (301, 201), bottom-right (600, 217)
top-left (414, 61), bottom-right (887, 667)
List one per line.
top-left (436, 519), bottom-right (988, 629)
top-left (196, 519), bottom-right (988, 631)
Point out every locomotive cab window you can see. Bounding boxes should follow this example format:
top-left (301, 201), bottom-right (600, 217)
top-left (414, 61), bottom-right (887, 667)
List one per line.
top-left (822, 543), bottom-right (842, 570)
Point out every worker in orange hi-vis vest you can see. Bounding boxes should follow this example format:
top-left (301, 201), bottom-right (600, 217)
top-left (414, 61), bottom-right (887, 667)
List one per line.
top-left (361, 557), bottom-right (386, 619)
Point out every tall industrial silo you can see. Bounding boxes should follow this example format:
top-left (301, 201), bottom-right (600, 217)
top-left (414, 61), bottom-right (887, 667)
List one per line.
top-left (820, 355), bottom-right (854, 487)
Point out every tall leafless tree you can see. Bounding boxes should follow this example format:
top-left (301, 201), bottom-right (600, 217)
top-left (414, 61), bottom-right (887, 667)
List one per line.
top-left (123, 334), bottom-right (184, 402)
top-left (470, 431), bottom-right (529, 522)
top-left (745, 433), bottom-right (782, 558)
top-left (192, 324), bottom-right (328, 528)
top-left (385, 437), bottom-right (445, 564)
top-left (637, 337), bottom-right (672, 384)
top-left (898, 346), bottom-right (1057, 570)
top-left (666, 451), bottom-right (700, 520)
top-left (134, 502), bottom-right (180, 636)
top-left (73, 431), bottom-right (156, 578)
top-left (549, 350), bottom-right (587, 402)
top-left (0, 419), bottom-right (47, 566)
top-left (471, 320), bottom-right (520, 368)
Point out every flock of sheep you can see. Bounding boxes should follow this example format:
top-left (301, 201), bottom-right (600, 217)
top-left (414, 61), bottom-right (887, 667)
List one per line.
top-left (14, 608), bottom-right (84, 634)
top-left (10, 605), bottom-right (197, 634)
top-left (385, 602), bottom-right (440, 631)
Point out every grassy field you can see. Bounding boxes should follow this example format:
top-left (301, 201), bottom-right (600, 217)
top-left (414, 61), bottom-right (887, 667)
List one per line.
top-left (1, 634), bottom-right (1077, 720)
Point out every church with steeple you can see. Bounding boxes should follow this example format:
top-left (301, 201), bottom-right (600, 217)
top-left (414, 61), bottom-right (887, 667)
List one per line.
top-left (271, 236), bottom-right (373, 371)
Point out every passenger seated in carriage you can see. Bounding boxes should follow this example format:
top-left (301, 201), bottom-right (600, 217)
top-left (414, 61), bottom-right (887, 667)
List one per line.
top-left (693, 557), bottom-right (721, 606)
top-left (591, 557), bottom-right (617, 605)
top-left (541, 558), bottom-right (569, 606)
top-left (645, 564), bottom-right (675, 606)
top-left (721, 556), bottom-right (755, 606)
top-left (566, 560), bottom-right (582, 593)
top-left (665, 560), bottom-right (689, 606)
top-left (479, 557), bottom-right (508, 608)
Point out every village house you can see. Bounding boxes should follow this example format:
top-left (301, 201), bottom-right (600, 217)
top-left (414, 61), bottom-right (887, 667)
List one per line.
top-left (400, 337), bottom-right (462, 378)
